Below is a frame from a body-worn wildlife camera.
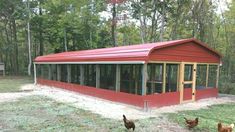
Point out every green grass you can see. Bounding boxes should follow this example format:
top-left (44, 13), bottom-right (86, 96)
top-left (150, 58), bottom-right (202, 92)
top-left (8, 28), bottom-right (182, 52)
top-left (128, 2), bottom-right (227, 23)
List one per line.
top-left (0, 76), bottom-right (33, 92)
top-left (167, 103), bottom-right (235, 132)
top-left (0, 96), bottom-right (124, 131)
top-left (0, 95), bottom-right (183, 132)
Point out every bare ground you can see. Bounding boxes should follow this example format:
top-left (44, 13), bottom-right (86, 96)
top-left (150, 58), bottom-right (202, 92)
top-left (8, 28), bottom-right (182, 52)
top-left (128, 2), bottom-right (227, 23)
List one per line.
top-left (1, 84), bottom-right (235, 132)
top-left (1, 84), bottom-right (235, 120)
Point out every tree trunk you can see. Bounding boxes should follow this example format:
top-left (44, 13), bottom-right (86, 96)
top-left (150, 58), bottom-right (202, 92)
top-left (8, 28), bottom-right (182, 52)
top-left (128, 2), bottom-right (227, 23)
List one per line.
top-left (150, 0), bottom-right (157, 42)
top-left (12, 19), bottom-right (19, 75)
top-left (39, 1), bottom-right (44, 56)
top-left (159, 2), bottom-right (165, 42)
top-left (111, 3), bottom-right (117, 47)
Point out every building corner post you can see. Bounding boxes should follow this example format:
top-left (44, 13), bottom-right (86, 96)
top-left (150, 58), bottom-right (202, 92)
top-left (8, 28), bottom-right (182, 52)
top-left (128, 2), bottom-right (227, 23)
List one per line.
top-left (141, 63), bottom-right (147, 95)
top-left (96, 64), bottom-right (100, 88)
top-left (115, 64), bottom-right (120, 92)
top-left (34, 63), bottom-right (37, 85)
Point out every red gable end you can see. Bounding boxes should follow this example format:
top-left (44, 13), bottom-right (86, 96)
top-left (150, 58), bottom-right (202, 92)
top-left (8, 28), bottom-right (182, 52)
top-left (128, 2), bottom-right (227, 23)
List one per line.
top-left (34, 38), bottom-right (221, 63)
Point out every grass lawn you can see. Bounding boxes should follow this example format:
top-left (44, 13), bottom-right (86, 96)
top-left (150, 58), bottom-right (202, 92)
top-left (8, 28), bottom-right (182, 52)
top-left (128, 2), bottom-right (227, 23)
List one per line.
top-left (0, 95), bottom-right (171, 132)
top-left (0, 96), bottom-right (124, 131)
top-left (167, 103), bottom-right (235, 132)
top-left (0, 76), bottom-right (33, 92)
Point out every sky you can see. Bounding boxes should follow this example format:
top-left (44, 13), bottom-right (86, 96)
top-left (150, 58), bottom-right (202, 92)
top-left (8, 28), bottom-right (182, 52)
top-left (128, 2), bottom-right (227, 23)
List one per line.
top-left (99, 0), bottom-right (232, 23)
top-left (99, 0), bottom-right (232, 26)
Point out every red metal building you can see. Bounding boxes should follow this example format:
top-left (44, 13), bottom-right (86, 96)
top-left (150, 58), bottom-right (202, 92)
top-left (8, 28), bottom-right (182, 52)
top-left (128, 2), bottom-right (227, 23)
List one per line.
top-left (34, 38), bottom-right (221, 108)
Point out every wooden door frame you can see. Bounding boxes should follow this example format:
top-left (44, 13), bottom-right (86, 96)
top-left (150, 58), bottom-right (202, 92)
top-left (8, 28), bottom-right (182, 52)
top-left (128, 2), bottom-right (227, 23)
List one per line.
top-left (179, 62), bottom-right (197, 103)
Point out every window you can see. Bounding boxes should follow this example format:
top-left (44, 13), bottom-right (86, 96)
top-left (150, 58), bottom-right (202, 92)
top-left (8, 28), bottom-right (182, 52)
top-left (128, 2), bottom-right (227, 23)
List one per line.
top-left (71, 65), bottom-right (80, 84)
top-left (100, 64), bottom-right (116, 91)
top-left (84, 64), bottom-right (96, 87)
top-left (208, 65), bottom-right (217, 88)
top-left (147, 63), bottom-right (163, 94)
top-left (120, 65), bottom-right (142, 95)
top-left (166, 64), bottom-right (179, 92)
top-left (196, 64), bottom-right (207, 89)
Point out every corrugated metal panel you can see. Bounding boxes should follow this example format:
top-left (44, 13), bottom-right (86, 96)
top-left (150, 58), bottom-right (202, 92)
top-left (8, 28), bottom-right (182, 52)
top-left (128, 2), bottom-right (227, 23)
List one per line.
top-left (34, 38), bottom-right (222, 63)
top-left (149, 42), bottom-right (220, 63)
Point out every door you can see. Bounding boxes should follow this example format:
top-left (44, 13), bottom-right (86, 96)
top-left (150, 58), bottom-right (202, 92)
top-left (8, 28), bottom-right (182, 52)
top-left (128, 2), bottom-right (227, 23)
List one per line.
top-left (180, 63), bottom-right (197, 103)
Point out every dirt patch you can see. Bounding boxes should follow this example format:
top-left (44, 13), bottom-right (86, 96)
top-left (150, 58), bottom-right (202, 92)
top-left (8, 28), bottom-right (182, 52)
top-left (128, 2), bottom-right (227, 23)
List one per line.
top-left (1, 84), bottom-right (235, 120)
top-left (1, 84), bottom-right (234, 132)
top-left (0, 92), bottom-right (35, 103)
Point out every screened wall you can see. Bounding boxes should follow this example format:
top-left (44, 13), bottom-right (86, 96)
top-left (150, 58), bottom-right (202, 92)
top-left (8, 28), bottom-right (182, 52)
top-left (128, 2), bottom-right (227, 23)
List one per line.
top-left (36, 62), bottom-right (219, 96)
top-left (100, 64), bottom-right (116, 90)
top-left (196, 64), bottom-right (207, 89)
top-left (146, 63), bottom-right (179, 95)
top-left (51, 64), bottom-right (57, 81)
top-left (37, 64), bottom-right (50, 79)
top-left (120, 65), bottom-right (142, 95)
top-left (147, 63), bottom-right (163, 94)
top-left (208, 65), bottom-right (217, 88)
top-left (196, 64), bottom-right (218, 89)
top-left (166, 64), bottom-right (179, 92)
top-left (60, 65), bottom-right (68, 82)
top-left (84, 64), bottom-right (96, 87)
top-left (71, 65), bottom-right (80, 84)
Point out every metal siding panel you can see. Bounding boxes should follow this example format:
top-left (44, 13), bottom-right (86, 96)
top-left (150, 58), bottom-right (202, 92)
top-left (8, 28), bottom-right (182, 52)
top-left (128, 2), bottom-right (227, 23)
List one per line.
top-left (35, 38), bottom-right (221, 63)
top-left (149, 42), bottom-right (220, 63)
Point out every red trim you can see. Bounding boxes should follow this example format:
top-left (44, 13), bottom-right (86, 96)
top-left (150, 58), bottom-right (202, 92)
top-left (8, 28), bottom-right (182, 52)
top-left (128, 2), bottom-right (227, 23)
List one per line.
top-left (143, 92), bottom-right (180, 108)
top-left (37, 78), bottom-right (180, 108)
top-left (37, 79), bottom-right (218, 108)
top-left (196, 88), bottom-right (218, 100)
top-left (183, 88), bottom-right (193, 101)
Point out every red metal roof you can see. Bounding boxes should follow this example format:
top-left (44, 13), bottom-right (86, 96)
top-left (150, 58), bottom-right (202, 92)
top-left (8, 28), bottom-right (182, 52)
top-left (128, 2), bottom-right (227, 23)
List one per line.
top-left (34, 38), bottom-right (221, 63)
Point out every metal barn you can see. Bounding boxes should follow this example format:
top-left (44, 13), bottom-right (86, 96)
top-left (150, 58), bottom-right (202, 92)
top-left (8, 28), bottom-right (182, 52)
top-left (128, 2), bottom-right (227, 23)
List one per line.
top-left (34, 38), bottom-right (221, 108)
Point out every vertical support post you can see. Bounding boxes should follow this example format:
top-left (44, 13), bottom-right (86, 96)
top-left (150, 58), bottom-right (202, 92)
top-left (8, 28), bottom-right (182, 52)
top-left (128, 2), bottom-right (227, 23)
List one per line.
top-left (48, 64), bottom-right (52, 80)
top-left (3, 64), bottom-right (5, 76)
top-left (57, 64), bottom-right (61, 81)
top-left (115, 64), bottom-right (120, 92)
top-left (41, 65), bottom-right (44, 78)
top-left (192, 63), bottom-right (197, 101)
top-left (141, 63), bottom-right (147, 95)
top-left (150, 65), bottom-right (154, 94)
top-left (216, 64), bottom-right (220, 88)
top-left (177, 64), bottom-right (180, 91)
top-left (96, 64), bottom-right (100, 88)
top-left (179, 62), bottom-right (184, 103)
top-left (34, 63), bottom-right (37, 84)
top-left (80, 65), bottom-right (84, 85)
top-left (162, 63), bottom-right (166, 93)
top-left (206, 64), bottom-right (209, 88)
top-left (67, 64), bottom-right (71, 83)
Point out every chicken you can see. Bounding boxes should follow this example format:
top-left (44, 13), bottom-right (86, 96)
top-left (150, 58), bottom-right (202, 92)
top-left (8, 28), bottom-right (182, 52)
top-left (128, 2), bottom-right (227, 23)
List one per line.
top-left (184, 117), bottom-right (199, 128)
top-left (218, 123), bottom-right (234, 132)
top-left (123, 115), bottom-right (135, 131)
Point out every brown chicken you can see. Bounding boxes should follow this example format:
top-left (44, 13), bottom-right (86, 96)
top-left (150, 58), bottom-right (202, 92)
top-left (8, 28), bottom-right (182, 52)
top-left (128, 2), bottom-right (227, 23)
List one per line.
top-left (184, 117), bottom-right (199, 128)
top-left (218, 123), bottom-right (234, 132)
top-left (123, 115), bottom-right (135, 131)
